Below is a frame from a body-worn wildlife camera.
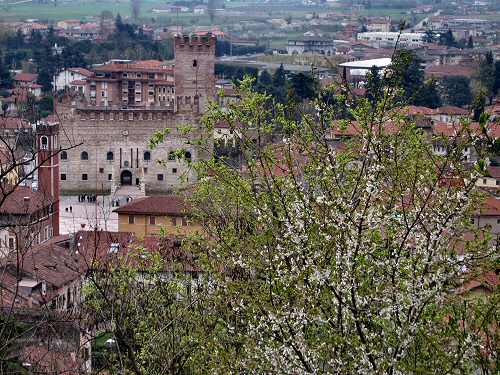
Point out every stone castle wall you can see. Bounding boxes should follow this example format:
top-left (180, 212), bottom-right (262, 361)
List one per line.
top-left (58, 34), bottom-right (216, 195)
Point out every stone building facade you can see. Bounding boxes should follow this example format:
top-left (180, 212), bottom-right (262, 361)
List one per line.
top-left (58, 34), bottom-right (216, 194)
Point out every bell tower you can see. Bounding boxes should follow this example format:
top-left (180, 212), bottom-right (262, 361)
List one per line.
top-left (36, 116), bottom-right (60, 237)
top-left (174, 33), bottom-right (216, 114)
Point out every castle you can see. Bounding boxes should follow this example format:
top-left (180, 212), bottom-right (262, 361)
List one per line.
top-left (58, 34), bottom-right (216, 194)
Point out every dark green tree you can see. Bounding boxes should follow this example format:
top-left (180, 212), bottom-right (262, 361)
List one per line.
top-left (389, 50), bottom-right (425, 105)
top-left (365, 65), bottom-right (383, 106)
top-left (37, 68), bottom-right (52, 92)
top-left (414, 79), bottom-right (442, 109)
top-left (258, 70), bottom-right (272, 86)
top-left (0, 52), bottom-right (13, 90)
top-left (439, 29), bottom-right (456, 47)
top-left (472, 90), bottom-right (486, 121)
top-left (423, 29), bottom-right (436, 43)
top-left (438, 76), bottom-right (472, 107)
top-left (288, 72), bottom-right (318, 101)
top-left (272, 64), bottom-right (286, 87)
top-left (478, 51), bottom-right (495, 104)
top-left (272, 64), bottom-right (287, 102)
top-left (467, 35), bottom-right (474, 49)
top-left (493, 61), bottom-right (500, 96)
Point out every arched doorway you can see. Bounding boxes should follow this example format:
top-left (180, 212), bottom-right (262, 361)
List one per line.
top-left (120, 170), bottom-right (132, 185)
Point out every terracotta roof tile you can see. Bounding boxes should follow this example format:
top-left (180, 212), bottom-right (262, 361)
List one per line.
top-left (94, 60), bottom-right (173, 73)
top-left (0, 186), bottom-right (54, 215)
top-left (425, 65), bottom-right (475, 78)
top-left (477, 196), bottom-right (500, 217)
top-left (113, 195), bottom-right (188, 216)
top-left (14, 73), bottom-right (38, 82)
top-left (68, 67), bottom-right (93, 77)
top-left (434, 105), bottom-right (469, 115)
top-left (0, 117), bottom-right (30, 129)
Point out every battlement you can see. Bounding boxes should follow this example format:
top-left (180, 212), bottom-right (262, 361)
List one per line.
top-left (174, 33), bottom-right (216, 50)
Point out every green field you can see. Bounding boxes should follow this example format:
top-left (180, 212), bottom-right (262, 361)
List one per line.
top-left (0, 0), bottom-right (168, 21)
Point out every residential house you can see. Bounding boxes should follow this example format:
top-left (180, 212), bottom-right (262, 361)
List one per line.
top-left (431, 106), bottom-right (469, 124)
top-left (114, 195), bottom-right (201, 237)
top-left (471, 196), bottom-right (500, 234)
top-left (476, 166), bottom-right (500, 191)
top-left (53, 67), bottom-right (93, 92)
top-left (13, 72), bottom-right (42, 98)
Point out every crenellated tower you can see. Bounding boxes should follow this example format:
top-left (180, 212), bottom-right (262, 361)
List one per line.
top-left (174, 33), bottom-right (216, 114)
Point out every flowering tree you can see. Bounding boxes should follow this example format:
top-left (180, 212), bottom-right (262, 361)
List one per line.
top-left (182, 76), bottom-right (499, 373)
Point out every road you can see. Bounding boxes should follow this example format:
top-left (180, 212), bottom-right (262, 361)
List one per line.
top-left (413, 9), bottom-right (442, 30)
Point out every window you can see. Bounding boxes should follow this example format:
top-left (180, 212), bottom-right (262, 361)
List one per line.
top-left (171, 217), bottom-right (176, 226)
top-left (193, 59), bottom-right (197, 67)
top-left (144, 151), bottom-right (151, 161)
top-left (61, 173), bottom-right (66, 180)
top-left (82, 173), bottom-right (88, 180)
top-left (150, 216), bottom-right (156, 225)
top-left (157, 174), bottom-right (164, 181)
top-left (143, 167), bottom-right (148, 174)
top-left (81, 151), bottom-right (89, 160)
top-left (497, 219), bottom-right (500, 224)
top-left (496, 180), bottom-right (500, 186)
top-left (106, 151), bottom-right (114, 161)
top-left (172, 168), bottom-right (177, 174)
top-left (108, 174), bottom-right (112, 181)
top-left (168, 151), bottom-right (176, 161)
top-left (8, 237), bottom-right (14, 250)
top-left (483, 178), bottom-right (487, 184)
top-left (99, 168), bottom-right (104, 173)
top-left (128, 215), bottom-right (135, 224)
top-left (40, 136), bottom-right (48, 150)
top-left (60, 151), bottom-right (68, 160)
top-left (182, 217), bottom-right (187, 226)
top-left (185, 151), bottom-right (192, 161)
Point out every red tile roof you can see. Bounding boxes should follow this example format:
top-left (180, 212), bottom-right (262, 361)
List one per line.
top-left (432, 122), bottom-right (500, 138)
top-left (68, 67), bottom-right (93, 77)
top-left (0, 117), bottom-right (30, 129)
top-left (434, 105), bottom-right (469, 115)
top-left (113, 195), bottom-right (189, 216)
top-left (69, 79), bottom-right (87, 85)
top-left (404, 105), bottom-right (435, 116)
top-left (478, 196), bottom-right (500, 216)
top-left (487, 166), bottom-right (500, 179)
top-left (94, 60), bottom-right (174, 73)
top-left (14, 73), bottom-right (38, 82)
top-left (0, 186), bottom-right (54, 215)
top-left (425, 65), bottom-right (475, 78)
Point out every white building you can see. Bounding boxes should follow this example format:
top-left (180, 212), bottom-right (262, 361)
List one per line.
top-left (53, 68), bottom-right (93, 92)
top-left (339, 58), bottom-right (392, 84)
top-left (357, 32), bottom-right (425, 48)
top-left (287, 38), bottom-right (335, 55)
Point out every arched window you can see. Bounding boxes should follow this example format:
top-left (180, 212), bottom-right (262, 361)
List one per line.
top-left (60, 151), bottom-right (68, 160)
top-left (81, 151), bottom-right (89, 160)
top-left (144, 151), bottom-right (151, 161)
top-left (40, 136), bottom-right (48, 150)
top-left (106, 151), bottom-right (114, 161)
